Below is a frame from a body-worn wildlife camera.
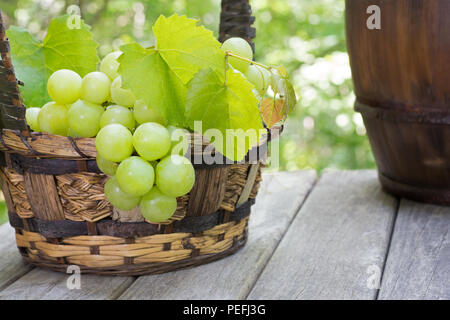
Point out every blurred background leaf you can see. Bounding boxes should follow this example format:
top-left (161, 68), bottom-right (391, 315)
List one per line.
top-left (0, 0), bottom-right (376, 223)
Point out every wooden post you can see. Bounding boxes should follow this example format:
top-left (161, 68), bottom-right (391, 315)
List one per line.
top-left (219, 0), bottom-right (256, 52)
top-left (186, 166), bottom-right (228, 216)
top-left (23, 172), bottom-right (65, 220)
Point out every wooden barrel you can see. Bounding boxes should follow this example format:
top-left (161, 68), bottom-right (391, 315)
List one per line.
top-left (346, 0), bottom-right (450, 205)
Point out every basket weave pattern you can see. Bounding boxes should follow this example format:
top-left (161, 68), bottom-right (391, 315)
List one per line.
top-left (0, 2), bottom-right (269, 275)
top-left (15, 217), bottom-right (249, 274)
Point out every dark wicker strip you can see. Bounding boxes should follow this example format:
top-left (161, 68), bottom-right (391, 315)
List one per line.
top-left (4, 137), bottom-right (271, 174)
top-left (6, 153), bottom-right (253, 175)
top-left (355, 99), bottom-right (450, 125)
top-left (18, 134), bottom-right (44, 156)
top-left (0, 11), bottom-right (27, 131)
top-left (0, 103), bottom-right (27, 130)
top-left (8, 199), bottom-right (255, 238)
top-left (0, 40), bottom-right (10, 53)
top-left (8, 153), bottom-right (100, 174)
top-left (67, 136), bottom-right (90, 158)
top-left (0, 13), bottom-right (5, 34)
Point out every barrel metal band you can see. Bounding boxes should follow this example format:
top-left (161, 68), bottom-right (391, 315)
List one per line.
top-left (355, 99), bottom-right (450, 125)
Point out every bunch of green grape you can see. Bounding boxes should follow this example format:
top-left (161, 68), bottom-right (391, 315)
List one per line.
top-left (25, 51), bottom-right (194, 223)
top-left (97, 122), bottom-right (194, 223)
top-left (24, 37), bottom-right (272, 223)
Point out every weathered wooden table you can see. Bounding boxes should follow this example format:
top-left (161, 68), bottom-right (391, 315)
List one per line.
top-left (0, 170), bottom-right (448, 300)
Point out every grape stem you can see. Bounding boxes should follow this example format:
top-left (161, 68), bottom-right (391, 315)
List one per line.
top-left (224, 54), bottom-right (229, 86)
top-left (224, 52), bottom-right (272, 71)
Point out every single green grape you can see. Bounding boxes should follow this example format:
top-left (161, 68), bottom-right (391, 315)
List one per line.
top-left (67, 127), bottom-right (80, 138)
top-left (133, 99), bottom-right (167, 126)
top-left (96, 153), bottom-right (118, 176)
top-left (221, 37), bottom-right (253, 73)
top-left (99, 51), bottom-right (122, 80)
top-left (139, 187), bottom-right (177, 223)
top-left (80, 71), bottom-right (111, 104)
top-left (116, 156), bottom-right (155, 196)
top-left (167, 126), bottom-right (190, 156)
top-left (38, 102), bottom-right (69, 136)
top-left (95, 124), bottom-right (134, 162)
top-left (68, 100), bottom-right (104, 138)
top-left (47, 69), bottom-right (82, 105)
top-left (156, 155), bottom-right (195, 197)
top-left (25, 107), bottom-right (41, 131)
top-left (133, 122), bottom-right (171, 161)
top-left (100, 105), bottom-right (135, 131)
top-left (245, 64), bottom-right (271, 95)
top-left (104, 176), bottom-right (141, 210)
top-left (110, 76), bottom-right (136, 107)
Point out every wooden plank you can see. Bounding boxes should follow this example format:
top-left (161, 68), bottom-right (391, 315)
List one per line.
top-left (0, 267), bottom-right (134, 300)
top-left (378, 200), bottom-right (450, 300)
top-left (248, 170), bottom-right (398, 300)
top-left (0, 223), bottom-right (33, 291)
top-left (118, 170), bottom-right (317, 300)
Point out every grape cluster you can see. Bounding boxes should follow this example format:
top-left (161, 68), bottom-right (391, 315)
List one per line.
top-left (25, 51), bottom-right (194, 223)
top-left (98, 125), bottom-right (194, 223)
top-left (24, 36), bottom-right (275, 223)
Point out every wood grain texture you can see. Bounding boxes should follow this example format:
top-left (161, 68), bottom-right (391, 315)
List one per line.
top-left (237, 163), bottom-right (259, 206)
top-left (248, 170), bottom-right (398, 300)
top-left (23, 172), bottom-right (65, 220)
top-left (0, 267), bottom-right (134, 300)
top-left (0, 224), bottom-right (33, 291)
top-left (118, 170), bottom-right (317, 300)
top-left (378, 200), bottom-right (450, 300)
top-left (346, 0), bottom-right (450, 205)
top-left (186, 166), bottom-right (228, 216)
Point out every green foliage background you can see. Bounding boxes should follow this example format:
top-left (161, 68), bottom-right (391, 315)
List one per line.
top-left (0, 0), bottom-right (376, 223)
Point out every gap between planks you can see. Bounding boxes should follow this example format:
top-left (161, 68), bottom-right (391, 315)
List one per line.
top-left (117, 170), bottom-right (317, 300)
top-left (242, 171), bottom-right (318, 299)
top-left (374, 198), bottom-right (400, 300)
top-left (247, 170), bottom-right (399, 300)
top-left (378, 199), bottom-right (450, 300)
top-left (0, 170), bottom-right (317, 300)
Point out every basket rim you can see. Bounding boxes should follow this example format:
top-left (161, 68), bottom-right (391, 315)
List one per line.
top-left (0, 127), bottom-right (279, 161)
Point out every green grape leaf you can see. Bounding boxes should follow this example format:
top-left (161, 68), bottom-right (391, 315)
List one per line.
top-left (118, 43), bottom-right (187, 126)
top-left (6, 27), bottom-right (48, 107)
top-left (185, 68), bottom-right (264, 161)
top-left (283, 78), bottom-right (298, 115)
top-left (6, 15), bottom-right (99, 107)
top-left (261, 97), bottom-right (285, 128)
top-left (153, 14), bottom-right (225, 84)
top-left (270, 67), bottom-right (298, 118)
top-left (118, 14), bottom-right (226, 127)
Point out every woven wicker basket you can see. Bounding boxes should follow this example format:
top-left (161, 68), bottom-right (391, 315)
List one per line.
top-left (0, 1), bottom-right (274, 275)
